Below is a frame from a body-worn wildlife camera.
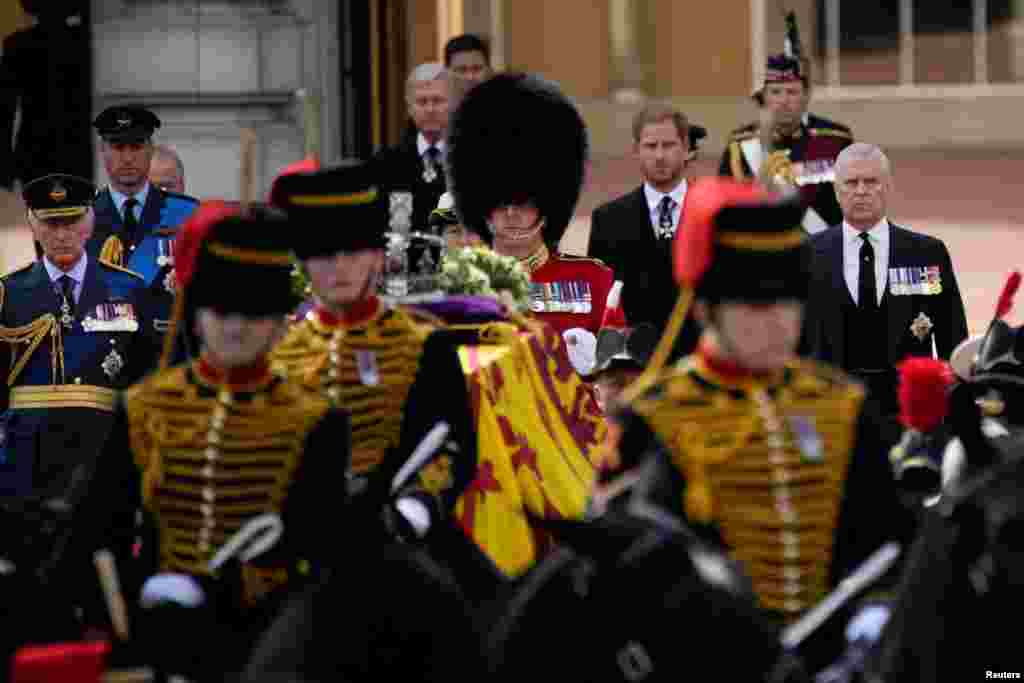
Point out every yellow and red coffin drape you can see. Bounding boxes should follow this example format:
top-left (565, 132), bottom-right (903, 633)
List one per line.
top-left (453, 323), bottom-right (605, 577)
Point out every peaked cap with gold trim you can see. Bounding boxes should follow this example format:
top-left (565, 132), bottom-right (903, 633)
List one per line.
top-left (675, 178), bottom-right (809, 302)
top-left (23, 173), bottom-right (96, 220)
top-left (269, 159), bottom-right (387, 258)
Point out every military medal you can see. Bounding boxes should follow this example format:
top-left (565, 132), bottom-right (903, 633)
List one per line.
top-left (889, 266), bottom-right (943, 296)
top-left (83, 302), bottom-right (139, 333)
top-left (579, 281), bottom-right (592, 314)
top-left (101, 348), bottom-right (125, 379)
top-left (164, 269), bottom-right (177, 294)
top-left (60, 299), bottom-right (73, 329)
top-left (422, 161), bottom-right (438, 183)
top-left (157, 238), bottom-right (176, 267)
top-left (355, 349), bottom-right (380, 386)
top-left (787, 415), bottom-right (823, 462)
top-left (529, 283), bottom-right (545, 312)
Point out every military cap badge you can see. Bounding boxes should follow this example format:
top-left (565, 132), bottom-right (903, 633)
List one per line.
top-left (49, 183), bottom-right (67, 202)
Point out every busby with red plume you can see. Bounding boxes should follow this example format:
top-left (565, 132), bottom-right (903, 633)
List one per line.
top-left (622, 178), bottom-right (808, 401)
top-left (447, 71), bottom-right (587, 249)
top-left (160, 201), bottom-right (296, 367)
top-left (266, 156), bottom-right (320, 204)
top-left (674, 178), bottom-right (809, 303)
top-left (889, 357), bottom-right (956, 497)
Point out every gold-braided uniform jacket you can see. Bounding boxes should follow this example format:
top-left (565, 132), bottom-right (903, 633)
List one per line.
top-left (621, 353), bottom-right (914, 622)
top-left (80, 359), bottom-right (349, 601)
top-left (271, 298), bottom-right (437, 478)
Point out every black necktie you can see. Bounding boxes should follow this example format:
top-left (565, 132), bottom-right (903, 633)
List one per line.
top-left (657, 196), bottom-right (676, 239)
top-left (58, 274), bottom-right (75, 325)
top-left (858, 232), bottom-right (877, 310)
top-left (122, 197), bottom-right (139, 249)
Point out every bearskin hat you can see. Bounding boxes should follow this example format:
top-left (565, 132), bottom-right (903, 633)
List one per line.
top-left (447, 72), bottom-right (588, 249)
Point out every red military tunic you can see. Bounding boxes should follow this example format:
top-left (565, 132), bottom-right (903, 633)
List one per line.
top-left (527, 248), bottom-right (620, 335)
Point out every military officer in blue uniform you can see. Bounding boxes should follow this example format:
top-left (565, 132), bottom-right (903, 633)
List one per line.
top-left (87, 105), bottom-right (198, 341)
top-left (0, 174), bottom-right (158, 499)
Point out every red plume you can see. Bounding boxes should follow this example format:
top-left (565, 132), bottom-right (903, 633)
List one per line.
top-left (897, 357), bottom-right (955, 432)
top-left (673, 178), bottom-right (772, 289)
top-left (266, 156), bottom-right (320, 205)
top-left (994, 270), bottom-right (1022, 320)
top-left (174, 200), bottom-right (240, 290)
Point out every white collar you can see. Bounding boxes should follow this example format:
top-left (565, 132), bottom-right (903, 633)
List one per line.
top-left (643, 179), bottom-right (688, 212)
top-left (417, 132), bottom-right (446, 157)
top-left (109, 182), bottom-right (151, 214)
top-left (843, 218), bottom-right (889, 244)
top-left (43, 252), bottom-right (88, 284)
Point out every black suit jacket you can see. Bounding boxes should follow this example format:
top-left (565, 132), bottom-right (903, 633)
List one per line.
top-left (0, 21), bottom-right (93, 187)
top-left (804, 222), bottom-right (969, 369)
top-left (372, 129), bottom-right (447, 233)
top-left (588, 186), bottom-right (699, 358)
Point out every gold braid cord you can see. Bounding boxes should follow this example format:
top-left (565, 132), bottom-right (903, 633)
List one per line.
top-left (271, 306), bottom-right (435, 474)
top-left (100, 236), bottom-right (126, 268)
top-left (125, 367), bottom-right (330, 577)
top-left (629, 359), bottom-right (864, 621)
top-left (0, 311), bottom-right (65, 386)
top-left (759, 150), bottom-right (797, 186)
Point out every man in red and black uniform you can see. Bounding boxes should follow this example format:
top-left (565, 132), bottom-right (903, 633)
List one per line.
top-left (720, 54), bottom-right (853, 234)
top-left (447, 71), bottom-right (625, 375)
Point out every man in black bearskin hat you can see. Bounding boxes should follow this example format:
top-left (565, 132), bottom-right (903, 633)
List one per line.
top-left (75, 201), bottom-right (351, 680)
top-left (606, 177), bottom-right (916, 672)
top-left (448, 71), bottom-right (625, 376)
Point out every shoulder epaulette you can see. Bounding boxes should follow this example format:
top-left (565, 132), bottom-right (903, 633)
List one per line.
top-left (788, 359), bottom-right (864, 399)
top-left (555, 253), bottom-right (612, 269)
top-left (99, 260), bottom-right (145, 280)
top-left (728, 123), bottom-right (759, 142)
top-left (1, 261), bottom-right (35, 281)
top-left (159, 189), bottom-right (199, 204)
top-left (809, 127), bottom-right (853, 140)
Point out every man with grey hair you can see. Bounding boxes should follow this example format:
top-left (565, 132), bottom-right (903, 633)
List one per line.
top-left (149, 144), bottom-right (186, 194)
top-left (803, 142), bottom-right (967, 425)
top-left (373, 62), bottom-right (450, 232)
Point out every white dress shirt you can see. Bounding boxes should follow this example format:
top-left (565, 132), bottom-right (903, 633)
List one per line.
top-left (843, 219), bottom-right (889, 306)
top-left (109, 182), bottom-right (151, 222)
top-left (643, 180), bottom-right (687, 238)
top-left (43, 253), bottom-right (88, 304)
top-left (416, 133), bottom-right (446, 162)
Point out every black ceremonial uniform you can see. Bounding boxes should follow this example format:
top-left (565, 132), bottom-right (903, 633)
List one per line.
top-left (803, 222), bottom-right (969, 419)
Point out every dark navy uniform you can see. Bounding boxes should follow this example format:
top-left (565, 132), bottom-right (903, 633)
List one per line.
top-left (86, 106), bottom-right (199, 338)
top-left (0, 174), bottom-right (158, 499)
top-left (0, 257), bottom-right (156, 499)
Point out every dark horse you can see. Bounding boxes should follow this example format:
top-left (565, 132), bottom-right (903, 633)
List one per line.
top-left (869, 374), bottom-right (1024, 682)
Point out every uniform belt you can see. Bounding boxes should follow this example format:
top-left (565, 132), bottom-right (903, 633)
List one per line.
top-left (9, 385), bottom-right (117, 411)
